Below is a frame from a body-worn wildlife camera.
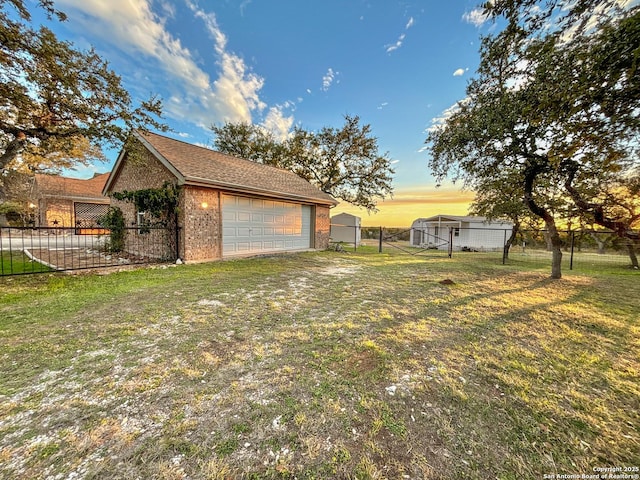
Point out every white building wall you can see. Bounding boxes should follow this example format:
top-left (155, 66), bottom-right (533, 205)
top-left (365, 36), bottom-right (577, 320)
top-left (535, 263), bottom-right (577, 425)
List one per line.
top-left (411, 218), bottom-right (512, 251)
top-left (330, 213), bottom-right (361, 244)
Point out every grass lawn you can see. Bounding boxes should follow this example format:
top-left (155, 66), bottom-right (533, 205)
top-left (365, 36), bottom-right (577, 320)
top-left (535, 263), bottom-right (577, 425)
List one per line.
top-left (0, 250), bottom-right (53, 275)
top-left (0, 247), bottom-right (638, 479)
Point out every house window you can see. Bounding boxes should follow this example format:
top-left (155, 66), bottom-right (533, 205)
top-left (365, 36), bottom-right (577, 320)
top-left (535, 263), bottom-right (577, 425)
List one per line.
top-left (137, 211), bottom-right (150, 234)
top-left (454, 228), bottom-right (460, 237)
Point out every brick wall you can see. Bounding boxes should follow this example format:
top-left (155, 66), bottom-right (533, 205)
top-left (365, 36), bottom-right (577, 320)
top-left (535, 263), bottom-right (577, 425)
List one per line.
top-left (107, 148), bottom-right (179, 260)
top-left (314, 205), bottom-right (331, 250)
top-left (40, 199), bottom-right (73, 227)
top-left (182, 186), bottom-right (221, 262)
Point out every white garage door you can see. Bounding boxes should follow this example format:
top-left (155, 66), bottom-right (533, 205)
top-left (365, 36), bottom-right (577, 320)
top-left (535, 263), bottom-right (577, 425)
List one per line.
top-left (222, 195), bottom-right (312, 257)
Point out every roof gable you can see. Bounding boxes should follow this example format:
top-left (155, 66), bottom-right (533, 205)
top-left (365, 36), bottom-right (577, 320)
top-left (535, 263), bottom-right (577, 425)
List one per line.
top-left (106, 131), bottom-right (337, 206)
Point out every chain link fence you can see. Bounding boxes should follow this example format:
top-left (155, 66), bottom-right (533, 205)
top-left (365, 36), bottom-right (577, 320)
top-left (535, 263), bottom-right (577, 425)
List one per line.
top-left (330, 224), bottom-right (639, 272)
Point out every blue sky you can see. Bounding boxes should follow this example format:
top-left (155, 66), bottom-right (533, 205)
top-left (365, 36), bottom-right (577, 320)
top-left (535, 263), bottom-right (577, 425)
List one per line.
top-left (34, 0), bottom-right (497, 225)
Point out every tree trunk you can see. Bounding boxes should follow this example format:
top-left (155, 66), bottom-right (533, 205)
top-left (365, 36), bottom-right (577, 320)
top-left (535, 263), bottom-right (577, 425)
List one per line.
top-left (627, 240), bottom-right (639, 269)
top-left (523, 161), bottom-right (562, 278)
top-left (546, 221), bottom-right (563, 279)
top-left (590, 232), bottom-right (606, 254)
top-left (543, 231), bottom-right (553, 251)
top-left (503, 223), bottom-right (519, 260)
top-left (0, 134), bottom-right (27, 173)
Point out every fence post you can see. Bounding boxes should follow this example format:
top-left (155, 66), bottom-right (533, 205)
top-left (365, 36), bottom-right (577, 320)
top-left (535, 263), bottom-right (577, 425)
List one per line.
top-left (448, 227), bottom-right (453, 258)
top-left (354, 225), bottom-right (358, 252)
top-left (570, 231), bottom-right (575, 270)
top-left (378, 226), bottom-right (383, 253)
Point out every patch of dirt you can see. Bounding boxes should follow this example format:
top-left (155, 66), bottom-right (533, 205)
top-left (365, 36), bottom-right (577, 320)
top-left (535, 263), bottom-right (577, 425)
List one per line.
top-left (26, 247), bottom-right (135, 271)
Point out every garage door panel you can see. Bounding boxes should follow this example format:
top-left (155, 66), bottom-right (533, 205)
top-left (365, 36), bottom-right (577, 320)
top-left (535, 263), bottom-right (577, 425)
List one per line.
top-left (222, 195), bottom-right (312, 257)
top-left (236, 242), bottom-right (250, 252)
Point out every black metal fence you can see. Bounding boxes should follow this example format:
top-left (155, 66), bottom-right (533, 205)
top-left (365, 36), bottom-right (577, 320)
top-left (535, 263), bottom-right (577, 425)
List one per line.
top-left (330, 224), bottom-right (640, 272)
top-left (0, 226), bottom-right (176, 276)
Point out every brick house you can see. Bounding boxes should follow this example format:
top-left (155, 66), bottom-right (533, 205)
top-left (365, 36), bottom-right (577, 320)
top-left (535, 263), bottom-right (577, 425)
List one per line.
top-left (33, 173), bottom-right (111, 228)
top-left (103, 131), bottom-right (338, 262)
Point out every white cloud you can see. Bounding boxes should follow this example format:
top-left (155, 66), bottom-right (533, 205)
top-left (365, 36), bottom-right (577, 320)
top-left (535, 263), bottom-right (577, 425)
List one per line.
top-left (463, 8), bottom-right (490, 27)
top-left (559, 0), bottom-right (637, 43)
top-left (239, 0), bottom-right (253, 15)
top-left (377, 102), bottom-right (389, 110)
top-left (385, 34), bottom-right (405, 53)
top-left (187, 1), bottom-right (266, 121)
top-left (158, 1), bottom-right (176, 18)
top-left (385, 15), bottom-right (415, 53)
top-left (261, 106), bottom-right (294, 142)
top-left (56, 0), bottom-right (266, 128)
top-left (426, 99), bottom-right (470, 134)
top-left (453, 68), bottom-right (465, 77)
top-left (322, 68), bottom-right (337, 91)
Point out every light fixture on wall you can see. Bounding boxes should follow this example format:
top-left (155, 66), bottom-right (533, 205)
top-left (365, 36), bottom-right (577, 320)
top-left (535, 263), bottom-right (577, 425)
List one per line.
top-left (201, 202), bottom-right (208, 209)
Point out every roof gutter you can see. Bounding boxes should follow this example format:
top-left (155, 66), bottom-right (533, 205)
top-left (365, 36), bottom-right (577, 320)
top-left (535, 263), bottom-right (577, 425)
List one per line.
top-left (183, 176), bottom-right (338, 206)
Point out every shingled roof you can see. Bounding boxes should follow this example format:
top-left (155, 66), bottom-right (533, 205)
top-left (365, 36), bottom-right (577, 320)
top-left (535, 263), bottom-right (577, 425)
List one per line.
top-left (106, 131), bottom-right (337, 206)
top-left (35, 173), bottom-right (110, 201)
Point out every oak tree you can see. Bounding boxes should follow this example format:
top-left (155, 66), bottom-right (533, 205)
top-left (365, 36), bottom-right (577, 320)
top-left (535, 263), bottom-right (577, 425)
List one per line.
top-left (0, 0), bottom-right (165, 186)
top-left (212, 115), bottom-right (394, 211)
top-left (427, 2), bottom-right (639, 277)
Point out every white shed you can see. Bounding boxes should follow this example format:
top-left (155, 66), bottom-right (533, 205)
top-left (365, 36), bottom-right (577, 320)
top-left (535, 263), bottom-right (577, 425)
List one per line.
top-left (410, 215), bottom-right (513, 252)
top-left (330, 213), bottom-right (362, 245)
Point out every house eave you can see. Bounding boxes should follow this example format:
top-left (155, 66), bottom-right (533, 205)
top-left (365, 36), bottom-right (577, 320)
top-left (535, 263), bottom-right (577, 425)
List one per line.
top-left (183, 176), bottom-right (338, 206)
top-left (39, 193), bottom-right (109, 203)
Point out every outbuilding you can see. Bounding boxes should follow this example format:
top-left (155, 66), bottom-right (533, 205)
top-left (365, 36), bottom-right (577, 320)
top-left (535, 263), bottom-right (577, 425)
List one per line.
top-left (410, 214), bottom-right (513, 251)
top-left (103, 131), bottom-right (338, 262)
top-left (330, 212), bottom-right (361, 245)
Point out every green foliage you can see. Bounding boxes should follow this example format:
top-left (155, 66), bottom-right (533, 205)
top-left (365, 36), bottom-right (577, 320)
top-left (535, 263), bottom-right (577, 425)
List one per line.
top-left (97, 206), bottom-right (125, 253)
top-left (0, 0), bottom-right (166, 181)
top-left (0, 200), bottom-right (22, 216)
top-left (111, 182), bottom-right (179, 227)
top-left (0, 201), bottom-right (33, 226)
top-left (211, 115), bottom-right (394, 211)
